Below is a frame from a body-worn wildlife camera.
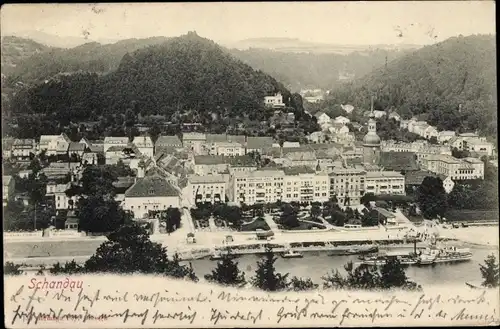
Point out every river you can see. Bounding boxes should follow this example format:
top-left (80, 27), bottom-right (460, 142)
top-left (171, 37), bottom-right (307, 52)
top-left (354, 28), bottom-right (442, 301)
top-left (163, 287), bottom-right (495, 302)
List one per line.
top-left (182, 245), bottom-right (499, 286)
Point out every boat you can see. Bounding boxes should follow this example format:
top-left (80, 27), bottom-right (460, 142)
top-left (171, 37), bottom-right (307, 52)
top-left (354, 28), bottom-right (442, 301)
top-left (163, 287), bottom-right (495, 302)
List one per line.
top-left (329, 246), bottom-right (379, 256)
top-left (416, 246), bottom-right (472, 266)
top-left (281, 250), bottom-right (304, 259)
top-left (358, 251), bottom-right (418, 266)
top-left (209, 250), bottom-right (238, 261)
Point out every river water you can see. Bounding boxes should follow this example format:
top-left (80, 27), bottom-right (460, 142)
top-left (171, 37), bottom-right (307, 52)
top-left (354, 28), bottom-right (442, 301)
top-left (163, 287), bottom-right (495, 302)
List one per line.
top-left (183, 245), bottom-right (499, 286)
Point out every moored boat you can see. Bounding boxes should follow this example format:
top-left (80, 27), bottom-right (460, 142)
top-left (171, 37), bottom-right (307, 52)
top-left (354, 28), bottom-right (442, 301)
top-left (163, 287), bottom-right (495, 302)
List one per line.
top-left (329, 246), bottom-right (379, 257)
top-left (416, 246), bottom-right (472, 266)
top-left (281, 250), bottom-right (304, 259)
top-left (358, 251), bottom-right (418, 266)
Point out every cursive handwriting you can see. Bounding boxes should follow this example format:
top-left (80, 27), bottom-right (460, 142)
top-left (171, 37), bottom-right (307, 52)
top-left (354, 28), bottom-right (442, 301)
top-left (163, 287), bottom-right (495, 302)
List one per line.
top-left (211, 308), bottom-right (263, 325)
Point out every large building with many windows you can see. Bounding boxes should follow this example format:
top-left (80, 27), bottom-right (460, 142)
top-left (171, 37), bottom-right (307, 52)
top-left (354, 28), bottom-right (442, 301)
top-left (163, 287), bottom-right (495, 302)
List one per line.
top-left (185, 175), bottom-right (226, 206)
top-left (329, 165), bottom-right (366, 206)
top-left (421, 155), bottom-right (484, 180)
top-left (364, 171), bottom-right (405, 195)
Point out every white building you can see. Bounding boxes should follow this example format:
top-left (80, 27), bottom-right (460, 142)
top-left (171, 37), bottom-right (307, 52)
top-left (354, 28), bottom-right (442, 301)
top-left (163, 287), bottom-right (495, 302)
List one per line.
top-left (182, 133), bottom-right (207, 155)
top-left (340, 104), bottom-right (354, 114)
top-left (12, 139), bottom-right (36, 159)
top-left (304, 95), bottom-right (324, 103)
top-left (282, 167), bottom-right (330, 204)
top-left (132, 136), bottom-right (154, 158)
top-left (423, 126), bottom-right (439, 139)
top-left (438, 131), bottom-right (456, 144)
top-left (314, 112), bottom-right (331, 126)
top-left (3, 175), bottom-right (14, 205)
top-left (264, 92), bottom-right (286, 108)
top-left (373, 110), bottom-right (387, 119)
top-left (192, 155), bottom-right (229, 176)
top-left (123, 173), bottom-right (180, 219)
top-left (442, 176), bottom-right (455, 194)
top-left (208, 141), bottom-right (245, 157)
top-left (104, 137), bottom-right (129, 153)
top-left (334, 116), bottom-right (350, 125)
top-left (388, 112), bottom-right (401, 121)
top-left (329, 166), bottom-right (366, 206)
top-left (365, 171), bottom-right (405, 195)
top-left (45, 134), bottom-right (71, 156)
top-left (422, 155), bottom-right (484, 180)
top-left (465, 139), bottom-right (494, 157)
top-left (185, 175), bottom-right (226, 206)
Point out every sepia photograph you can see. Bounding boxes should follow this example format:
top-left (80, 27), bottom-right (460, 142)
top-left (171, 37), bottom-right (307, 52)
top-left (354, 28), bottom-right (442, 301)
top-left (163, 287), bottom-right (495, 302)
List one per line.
top-left (2, 2), bottom-right (499, 327)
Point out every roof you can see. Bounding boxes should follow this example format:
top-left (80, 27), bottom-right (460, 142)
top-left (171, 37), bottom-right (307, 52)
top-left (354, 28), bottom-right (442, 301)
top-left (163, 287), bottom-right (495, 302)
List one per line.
top-left (226, 135), bottom-right (246, 144)
top-left (68, 142), bottom-right (86, 152)
top-left (283, 166), bottom-right (316, 175)
top-left (188, 175), bottom-right (226, 184)
top-left (113, 176), bottom-right (136, 189)
top-left (194, 155), bottom-right (227, 165)
top-left (286, 151), bottom-right (317, 161)
top-left (246, 136), bottom-right (274, 150)
top-left (233, 169), bottom-right (285, 178)
top-left (229, 155), bottom-right (256, 167)
top-left (61, 133), bottom-right (72, 143)
top-left (3, 176), bottom-right (12, 186)
top-left (12, 139), bottom-right (35, 147)
top-left (132, 136), bottom-right (153, 147)
top-left (39, 135), bottom-right (60, 144)
top-left (213, 141), bottom-right (243, 148)
top-left (182, 133), bottom-right (206, 141)
top-left (459, 133), bottom-right (479, 137)
top-left (379, 152), bottom-right (419, 171)
top-left (206, 134), bottom-right (229, 143)
top-left (155, 135), bottom-right (182, 147)
top-left (374, 207), bottom-right (396, 218)
top-left (89, 143), bottom-right (104, 153)
top-left (366, 171), bottom-right (404, 179)
top-left (125, 175), bottom-right (179, 198)
top-left (463, 157), bottom-right (484, 164)
top-left (104, 137), bottom-right (129, 144)
top-left (314, 111), bottom-right (328, 118)
top-left (404, 170), bottom-right (438, 185)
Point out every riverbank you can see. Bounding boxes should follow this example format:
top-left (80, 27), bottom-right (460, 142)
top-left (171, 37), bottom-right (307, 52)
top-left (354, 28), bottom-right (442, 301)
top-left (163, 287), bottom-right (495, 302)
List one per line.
top-left (437, 226), bottom-right (499, 247)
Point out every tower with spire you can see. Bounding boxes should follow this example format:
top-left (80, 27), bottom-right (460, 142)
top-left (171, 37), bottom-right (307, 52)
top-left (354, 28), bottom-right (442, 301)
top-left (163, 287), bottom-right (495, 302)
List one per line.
top-left (362, 96), bottom-right (381, 166)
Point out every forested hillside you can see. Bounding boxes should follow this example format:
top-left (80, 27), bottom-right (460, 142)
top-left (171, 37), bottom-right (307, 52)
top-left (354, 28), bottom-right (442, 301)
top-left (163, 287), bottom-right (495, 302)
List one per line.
top-left (1, 36), bottom-right (49, 76)
top-left (326, 35), bottom-right (497, 137)
top-left (5, 32), bottom-right (307, 139)
top-left (4, 37), bottom-right (170, 83)
top-left (228, 48), bottom-right (412, 91)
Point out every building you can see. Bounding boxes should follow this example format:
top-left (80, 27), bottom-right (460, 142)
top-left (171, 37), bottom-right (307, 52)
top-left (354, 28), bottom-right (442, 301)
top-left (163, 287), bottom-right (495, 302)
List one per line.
top-left (123, 172), bottom-right (180, 218)
top-left (132, 136), bottom-right (154, 158)
top-left (42, 162), bottom-right (79, 181)
top-left (228, 155), bottom-right (258, 174)
top-left (264, 92), bottom-right (285, 108)
top-left (46, 183), bottom-right (77, 210)
top-left (363, 100), bottom-right (381, 166)
top-left (12, 139), bottom-right (36, 160)
top-left (314, 112), bottom-right (331, 126)
top-left (39, 135), bottom-right (61, 152)
top-left (334, 116), bottom-right (350, 125)
top-left (412, 122), bottom-right (430, 137)
top-left (399, 120), bottom-right (410, 130)
top-left (442, 176), bottom-right (455, 194)
top-left (373, 110), bottom-right (387, 119)
top-left (422, 155), bottom-right (484, 180)
top-left (105, 144), bottom-right (141, 165)
top-left (182, 133), bottom-right (206, 154)
top-left (465, 139), bottom-right (494, 157)
top-left (304, 95), bottom-right (323, 103)
top-left (192, 155), bottom-right (229, 176)
top-left (381, 140), bottom-right (451, 164)
top-left (68, 142), bottom-right (86, 159)
top-left (379, 152), bottom-right (420, 172)
top-left (46, 133), bottom-right (71, 156)
top-left (329, 122), bottom-right (349, 136)
top-left (283, 151), bottom-right (318, 169)
top-left (365, 171), bottom-right (405, 195)
top-left (185, 175), bottom-right (226, 206)
top-left (2, 137), bottom-right (14, 159)
top-left (329, 166), bottom-right (366, 206)
top-left (103, 137), bottom-right (129, 153)
top-left (3, 175), bottom-right (15, 205)
top-left (208, 141), bottom-right (245, 157)
top-left (246, 136), bottom-right (274, 154)
top-left (340, 104), bottom-right (354, 114)
top-left (388, 112), bottom-right (401, 121)
top-left (438, 131), bottom-right (456, 144)
top-left (282, 166), bottom-right (329, 203)
top-left (231, 169), bottom-right (285, 205)
top-left (81, 152), bottom-right (99, 166)
top-left (307, 131), bottom-right (327, 144)
top-left (423, 126), bottom-right (439, 139)
top-left (155, 135), bottom-right (183, 154)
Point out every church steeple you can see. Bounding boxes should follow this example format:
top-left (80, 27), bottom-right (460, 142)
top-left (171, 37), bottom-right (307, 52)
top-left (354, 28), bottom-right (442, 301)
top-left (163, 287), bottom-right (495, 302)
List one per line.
top-left (363, 95), bottom-right (381, 166)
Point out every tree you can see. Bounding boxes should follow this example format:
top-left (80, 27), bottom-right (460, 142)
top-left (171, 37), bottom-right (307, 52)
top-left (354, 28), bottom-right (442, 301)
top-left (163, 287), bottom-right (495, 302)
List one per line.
top-left (361, 193), bottom-right (376, 207)
top-left (77, 195), bottom-right (131, 233)
top-left (310, 204), bottom-right (321, 218)
top-left (80, 165), bottom-right (118, 197)
top-left (479, 254), bottom-right (499, 288)
top-left (251, 248), bottom-right (289, 291)
top-left (164, 207), bottom-right (182, 233)
top-left (380, 258), bottom-right (418, 289)
top-left (4, 262), bottom-right (23, 275)
top-left (50, 260), bottom-right (84, 274)
top-left (280, 204), bottom-right (299, 229)
top-left (204, 249), bottom-right (246, 287)
top-left (417, 176), bottom-right (448, 219)
top-left (289, 277), bottom-right (318, 291)
top-left (80, 224), bottom-right (198, 280)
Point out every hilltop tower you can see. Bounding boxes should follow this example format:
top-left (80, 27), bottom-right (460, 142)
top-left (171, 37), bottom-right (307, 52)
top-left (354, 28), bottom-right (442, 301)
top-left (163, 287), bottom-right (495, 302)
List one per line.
top-left (363, 96), bottom-right (381, 166)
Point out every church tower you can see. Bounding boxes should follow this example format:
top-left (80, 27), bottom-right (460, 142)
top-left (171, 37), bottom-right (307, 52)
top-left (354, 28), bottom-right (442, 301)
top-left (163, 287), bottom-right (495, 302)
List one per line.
top-left (363, 96), bottom-right (381, 166)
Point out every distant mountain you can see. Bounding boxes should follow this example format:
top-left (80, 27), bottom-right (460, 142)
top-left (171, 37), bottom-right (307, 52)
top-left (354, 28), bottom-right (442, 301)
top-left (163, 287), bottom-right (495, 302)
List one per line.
top-left (228, 47), bottom-right (412, 91)
top-left (1, 36), bottom-right (50, 76)
top-left (327, 34), bottom-right (497, 136)
top-left (4, 37), bottom-right (171, 83)
top-left (228, 37), bottom-right (421, 54)
top-left (9, 31), bottom-right (103, 48)
top-left (7, 32), bottom-right (305, 133)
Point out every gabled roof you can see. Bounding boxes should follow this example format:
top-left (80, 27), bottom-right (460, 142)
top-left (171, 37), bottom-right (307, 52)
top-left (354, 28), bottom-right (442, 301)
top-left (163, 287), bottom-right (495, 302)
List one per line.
top-left (380, 152), bottom-right (419, 171)
top-left (39, 135), bottom-right (60, 144)
top-left (60, 133), bottom-right (72, 143)
top-left (194, 155), bottom-right (227, 165)
top-left (89, 143), bottom-right (104, 153)
top-left (155, 135), bottom-right (182, 147)
top-left (246, 136), bottom-right (274, 150)
top-left (125, 175), bottom-right (179, 198)
top-left (229, 155), bottom-right (256, 167)
top-left (404, 170), bottom-right (438, 185)
top-left (12, 139), bottom-right (35, 147)
top-left (206, 134), bottom-right (229, 143)
top-left (314, 111), bottom-right (328, 119)
top-left (283, 166), bottom-right (316, 175)
top-left (104, 136), bottom-right (129, 144)
top-left (188, 175), bottom-right (226, 184)
top-left (226, 135), bottom-right (246, 144)
top-left (68, 142), bottom-right (86, 152)
top-left (182, 133), bottom-right (206, 141)
top-left (132, 135), bottom-right (153, 147)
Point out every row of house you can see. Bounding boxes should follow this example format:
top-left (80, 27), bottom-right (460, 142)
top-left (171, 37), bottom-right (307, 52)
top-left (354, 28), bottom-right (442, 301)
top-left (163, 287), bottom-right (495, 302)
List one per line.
top-left (381, 140), bottom-right (452, 164)
top-left (420, 155), bottom-right (485, 180)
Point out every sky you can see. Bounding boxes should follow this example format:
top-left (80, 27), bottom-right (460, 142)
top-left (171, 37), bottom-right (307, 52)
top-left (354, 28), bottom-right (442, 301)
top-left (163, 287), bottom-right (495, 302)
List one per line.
top-left (1, 2), bottom-right (496, 46)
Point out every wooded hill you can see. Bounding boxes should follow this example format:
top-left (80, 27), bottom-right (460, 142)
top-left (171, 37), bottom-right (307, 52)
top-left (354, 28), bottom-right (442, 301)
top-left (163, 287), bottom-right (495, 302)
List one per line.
top-left (326, 35), bottom-right (497, 137)
top-left (5, 32), bottom-right (304, 137)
